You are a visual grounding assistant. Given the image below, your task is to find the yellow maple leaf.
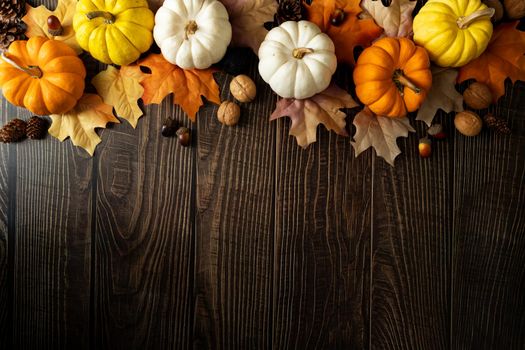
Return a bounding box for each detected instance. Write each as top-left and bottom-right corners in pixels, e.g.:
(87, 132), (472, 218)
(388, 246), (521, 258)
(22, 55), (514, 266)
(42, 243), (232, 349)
(22, 0), (82, 54)
(92, 65), (145, 128)
(49, 94), (120, 156)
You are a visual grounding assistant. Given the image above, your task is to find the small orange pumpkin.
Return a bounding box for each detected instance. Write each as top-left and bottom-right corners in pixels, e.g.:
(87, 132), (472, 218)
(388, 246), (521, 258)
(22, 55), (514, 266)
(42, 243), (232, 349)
(0, 36), (86, 115)
(353, 37), (432, 118)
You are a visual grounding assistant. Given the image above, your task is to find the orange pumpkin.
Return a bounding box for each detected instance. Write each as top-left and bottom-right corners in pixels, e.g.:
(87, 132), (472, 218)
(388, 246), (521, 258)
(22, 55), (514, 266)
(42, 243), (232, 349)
(0, 36), (86, 115)
(353, 37), (432, 118)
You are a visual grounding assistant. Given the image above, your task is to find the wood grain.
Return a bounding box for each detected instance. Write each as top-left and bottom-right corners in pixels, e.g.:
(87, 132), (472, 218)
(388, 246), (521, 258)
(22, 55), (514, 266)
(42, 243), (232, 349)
(273, 117), (372, 349)
(92, 102), (194, 349)
(194, 65), (276, 349)
(370, 113), (452, 350)
(271, 66), (372, 349)
(451, 81), (525, 349)
(0, 98), (12, 344)
(10, 104), (93, 349)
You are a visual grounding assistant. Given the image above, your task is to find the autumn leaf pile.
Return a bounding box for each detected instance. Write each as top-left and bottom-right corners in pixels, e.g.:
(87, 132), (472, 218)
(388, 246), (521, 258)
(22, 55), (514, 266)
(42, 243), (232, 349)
(1, 0), (524, 165)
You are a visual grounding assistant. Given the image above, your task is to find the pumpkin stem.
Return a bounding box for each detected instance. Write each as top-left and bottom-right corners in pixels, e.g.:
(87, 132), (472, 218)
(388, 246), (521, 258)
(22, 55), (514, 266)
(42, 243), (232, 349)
(292, 47), (314, 59)
(456, 8), (495, 29)
(185, 21), (198, 40)
(393, 70), (420, 94)
(86, 11), (116, 24)
(1, 53), (43, 79)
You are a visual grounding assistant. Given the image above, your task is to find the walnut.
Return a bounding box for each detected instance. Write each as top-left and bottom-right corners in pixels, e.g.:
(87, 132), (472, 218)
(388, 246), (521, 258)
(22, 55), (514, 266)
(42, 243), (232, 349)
(504, 0), (525, 19)
(230, 75), (256, 103)
(482, 0), (504, 22)
(217, 101), (241, 126)
(463, 82), (493, 110)
(454, 111), (483, 137)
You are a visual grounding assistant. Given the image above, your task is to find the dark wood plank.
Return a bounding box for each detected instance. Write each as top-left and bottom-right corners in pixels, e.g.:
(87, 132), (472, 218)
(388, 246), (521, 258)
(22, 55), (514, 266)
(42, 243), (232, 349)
(0, 99), (12, 344)
(8, 105), (93, 349)
(92, 102), (194, 349)
(273, 118), (372, 349)
(370, 113), (452, 350)
(194, 66), (276, 349)
(452, 81), (525, 349)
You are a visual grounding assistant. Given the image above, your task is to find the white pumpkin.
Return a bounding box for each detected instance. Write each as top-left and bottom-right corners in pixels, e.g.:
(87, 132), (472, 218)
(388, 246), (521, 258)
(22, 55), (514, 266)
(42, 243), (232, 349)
(258, 21), (337, 99)
(153, 0), (232, 69)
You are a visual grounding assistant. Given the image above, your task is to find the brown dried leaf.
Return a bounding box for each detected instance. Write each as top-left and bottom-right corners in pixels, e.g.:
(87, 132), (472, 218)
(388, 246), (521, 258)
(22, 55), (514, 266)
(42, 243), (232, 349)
(416, 66), (463, 126)
(352, 107), (414, 166)
(220, 0), (278, 54)
(270, 84), (358, 147)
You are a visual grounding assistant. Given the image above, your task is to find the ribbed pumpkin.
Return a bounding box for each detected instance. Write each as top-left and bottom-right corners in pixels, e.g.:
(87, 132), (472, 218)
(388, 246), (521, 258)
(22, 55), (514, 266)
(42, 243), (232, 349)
(0, 37), (86, 115)
(353, 37), (432, 118)
(73, 0), (154, 66)
(413, 0), (494, 67)
(154, 0), (232, 69)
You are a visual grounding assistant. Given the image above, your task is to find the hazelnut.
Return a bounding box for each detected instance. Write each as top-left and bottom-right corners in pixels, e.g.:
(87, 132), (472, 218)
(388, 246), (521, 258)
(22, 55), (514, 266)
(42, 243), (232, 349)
(230, 75), (256, 102)
(504, 0), (525, 19)
(482, 0), (504, 22)
(454, 111), (483, 137)
(463, 82), (493, 110)
(217, 101), (241, 126)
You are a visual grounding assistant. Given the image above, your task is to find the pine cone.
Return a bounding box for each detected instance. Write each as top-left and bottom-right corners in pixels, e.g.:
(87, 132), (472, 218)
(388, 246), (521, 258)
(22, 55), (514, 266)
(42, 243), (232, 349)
(0, 0), (25, 23)
(26, 116), (48, 140)
(276, 0), (302, 24)
(483, 113), (511, 135)
(0, 20), (26, 51)
(0, 118), (27, 143)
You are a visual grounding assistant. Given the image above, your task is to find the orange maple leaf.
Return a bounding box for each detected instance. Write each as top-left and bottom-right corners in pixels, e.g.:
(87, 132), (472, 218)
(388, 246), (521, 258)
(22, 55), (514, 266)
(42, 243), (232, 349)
(303, 0), (383, 66)
(134, 54), (221, 121)
(458, 22), (525, 103)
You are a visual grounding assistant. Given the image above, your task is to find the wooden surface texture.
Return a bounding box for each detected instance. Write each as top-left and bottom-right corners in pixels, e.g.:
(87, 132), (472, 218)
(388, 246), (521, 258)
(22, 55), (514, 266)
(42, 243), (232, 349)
(1, 0), (525, 349)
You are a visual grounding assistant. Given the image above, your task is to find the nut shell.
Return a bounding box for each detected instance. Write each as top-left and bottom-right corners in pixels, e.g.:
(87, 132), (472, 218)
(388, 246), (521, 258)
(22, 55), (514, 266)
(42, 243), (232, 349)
(454, 111), (483, 137)
(217, 101), (241, 126)
(463, 82), (492, 110)
(230, 75), (256, 103)
(504, 0), (525, 19)
(482, 0), (504, 22)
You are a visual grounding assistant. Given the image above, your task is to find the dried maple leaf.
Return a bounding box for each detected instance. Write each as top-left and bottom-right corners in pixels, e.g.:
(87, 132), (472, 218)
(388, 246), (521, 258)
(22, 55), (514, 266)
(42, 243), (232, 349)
(270, 84), (358, 148)
(49, 94), (119, 156)
(360, 0), (416, 37)
(416, 66), (463, 126)
(135, 54), (221, 122)
(352, 107), (414, 166)
(22, 0), (82, 54)
(92, 66), (145, 128)
(220, 0), (278, 54)
(303, 0), (383, 66)
(458, 21), (525, 103)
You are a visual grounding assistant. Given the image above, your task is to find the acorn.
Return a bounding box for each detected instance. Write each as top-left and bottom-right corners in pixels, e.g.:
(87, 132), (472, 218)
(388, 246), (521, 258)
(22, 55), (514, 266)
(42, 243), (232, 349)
(418, 137), (431, 158)
(161, 117), (178, 137)
(463, 82), (492, 110)
(47, 15), (63, 36)
(427, 123), (446, 139)
(330, 8), (345, 26)
(176, 127), (191, 147)
(454, 111), (483, 136)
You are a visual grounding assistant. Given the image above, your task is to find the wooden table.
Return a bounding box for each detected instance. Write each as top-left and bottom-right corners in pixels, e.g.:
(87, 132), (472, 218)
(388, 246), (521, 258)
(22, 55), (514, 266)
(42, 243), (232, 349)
(1, 1), (525, 349)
